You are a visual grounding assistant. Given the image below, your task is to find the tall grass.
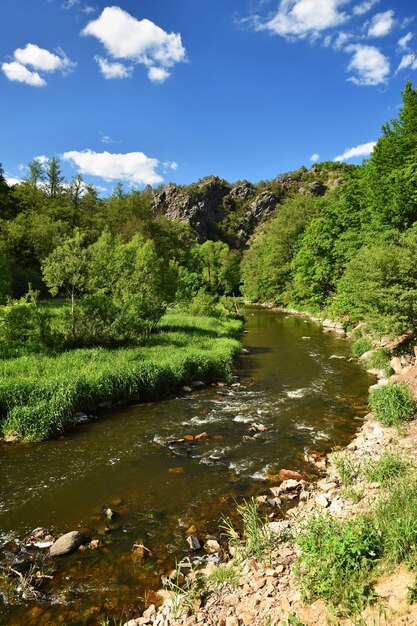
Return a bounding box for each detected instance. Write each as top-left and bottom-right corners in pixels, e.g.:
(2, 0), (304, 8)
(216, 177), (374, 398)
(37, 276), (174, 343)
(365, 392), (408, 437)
(0, 313), (242, 441)
(369, 383), (416, 427)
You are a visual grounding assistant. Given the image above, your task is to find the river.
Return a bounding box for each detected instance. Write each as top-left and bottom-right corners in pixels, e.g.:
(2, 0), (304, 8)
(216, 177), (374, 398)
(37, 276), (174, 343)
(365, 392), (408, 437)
(0, 308), (373, 625)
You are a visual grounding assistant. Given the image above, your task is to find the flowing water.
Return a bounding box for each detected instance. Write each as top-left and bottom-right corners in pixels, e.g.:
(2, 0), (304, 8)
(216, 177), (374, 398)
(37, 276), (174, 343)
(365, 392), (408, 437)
(0, 308), (373, 625)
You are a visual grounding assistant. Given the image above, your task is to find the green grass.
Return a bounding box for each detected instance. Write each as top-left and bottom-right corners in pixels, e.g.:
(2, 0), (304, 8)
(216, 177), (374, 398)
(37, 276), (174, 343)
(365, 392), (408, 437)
(352, 337), (373, 358)
(364, 452), (410, 484)
(369, 383), (416, 428)
(364, 348), (392, 377)
(296, 514), (381, 613)
(0, 313), (242, 441)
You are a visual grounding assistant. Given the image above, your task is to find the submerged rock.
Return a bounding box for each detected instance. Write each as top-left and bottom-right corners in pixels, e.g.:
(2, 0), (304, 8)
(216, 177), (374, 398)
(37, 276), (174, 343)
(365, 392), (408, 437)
(49, 531), (85, 557)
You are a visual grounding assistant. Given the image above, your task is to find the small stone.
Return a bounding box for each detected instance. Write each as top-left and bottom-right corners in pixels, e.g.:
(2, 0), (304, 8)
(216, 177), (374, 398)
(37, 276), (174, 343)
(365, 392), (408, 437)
(250, 423), (267, 433)
(315, 494), (330, 508)
(191, 381), (205, 389)
(186, 525), (197, 535)
(240, 348), (251, 355)
(186, 535), (201, 551)
(194, 432), (209, 441)
(182, 386), (192, 393)
(204, 539), (221, 553)
(50, 531), (85, 557)
(278, 469), (302, 481)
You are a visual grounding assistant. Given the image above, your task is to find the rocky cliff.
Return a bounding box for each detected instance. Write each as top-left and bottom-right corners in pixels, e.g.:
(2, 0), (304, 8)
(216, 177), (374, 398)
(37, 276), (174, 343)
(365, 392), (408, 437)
(153, 163), (351, 248)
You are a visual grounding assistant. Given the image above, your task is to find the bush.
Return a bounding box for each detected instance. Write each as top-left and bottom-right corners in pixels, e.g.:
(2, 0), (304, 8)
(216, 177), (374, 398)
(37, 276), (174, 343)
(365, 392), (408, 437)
(364, 451), (410, 484)
(374, 475), (417, 568)
(352, 337), (372, 357)
(295, 514), (381, 611)
(369, 383), (416, 427)
(365, 348), (391, 374)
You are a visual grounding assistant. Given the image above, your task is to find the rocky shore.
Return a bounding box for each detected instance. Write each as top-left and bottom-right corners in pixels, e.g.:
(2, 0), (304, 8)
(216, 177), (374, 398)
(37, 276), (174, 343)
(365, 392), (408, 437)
(123, 322), (417, 626)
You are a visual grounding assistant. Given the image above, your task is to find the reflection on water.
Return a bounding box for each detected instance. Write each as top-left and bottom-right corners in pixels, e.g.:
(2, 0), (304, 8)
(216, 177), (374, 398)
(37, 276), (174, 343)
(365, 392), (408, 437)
(0, 308), (373, 625)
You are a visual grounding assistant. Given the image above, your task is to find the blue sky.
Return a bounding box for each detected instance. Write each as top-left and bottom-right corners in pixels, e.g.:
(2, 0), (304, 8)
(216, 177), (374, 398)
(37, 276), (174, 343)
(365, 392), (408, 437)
(1, 0), (416, 193)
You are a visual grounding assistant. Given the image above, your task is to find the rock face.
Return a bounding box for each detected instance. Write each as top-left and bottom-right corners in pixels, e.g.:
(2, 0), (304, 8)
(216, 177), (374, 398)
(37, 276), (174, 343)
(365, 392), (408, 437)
(153, 165), (347, 247)
(49, 531), (85, 557)
(154, 176), (231, 241)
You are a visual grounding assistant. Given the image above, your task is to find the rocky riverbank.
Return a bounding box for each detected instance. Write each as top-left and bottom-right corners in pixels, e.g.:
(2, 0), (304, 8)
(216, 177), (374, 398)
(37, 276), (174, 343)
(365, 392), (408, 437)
(123, 326), (417, 626)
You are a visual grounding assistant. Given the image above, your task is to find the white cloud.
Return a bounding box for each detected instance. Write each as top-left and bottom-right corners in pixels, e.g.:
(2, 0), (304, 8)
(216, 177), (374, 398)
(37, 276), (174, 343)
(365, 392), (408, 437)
(396, 54), (417, 73)
(62, 0), (79, 8)
(346, 44), (390, 85)
(333, 31), (351, 49)
(62, 149), (165, 185)
(334, 140), (376, 161)
(6, 177), (22, 186)
(310, 153), (320, 162)
(82, 5), (95, 14)
(17, 164), (25, 171)
(14, 43), (75, 73)
(82, 6), (186, 82)
(398, 32), (413, 50)
(367, 10), (395, 38)
(1, 62), (46, 87)
(35, 155), (49, 164)
(352, 0), (379, 16)
(148, 66), (171, 83)
(163, 161), (178, 171)
(257, 0), (349, 40)
(94, 56), (133, 79)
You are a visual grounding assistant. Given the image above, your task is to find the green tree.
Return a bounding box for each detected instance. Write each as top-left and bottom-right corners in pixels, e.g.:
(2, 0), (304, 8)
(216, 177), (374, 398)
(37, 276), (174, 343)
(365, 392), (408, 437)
(42, 230), (88, 342)
(45, 157), (65, 198)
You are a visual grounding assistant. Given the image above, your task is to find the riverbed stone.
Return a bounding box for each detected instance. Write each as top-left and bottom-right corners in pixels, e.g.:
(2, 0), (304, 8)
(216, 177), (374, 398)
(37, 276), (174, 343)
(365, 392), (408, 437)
(50, 531), (85, 557)
(186, 535), (201, 551)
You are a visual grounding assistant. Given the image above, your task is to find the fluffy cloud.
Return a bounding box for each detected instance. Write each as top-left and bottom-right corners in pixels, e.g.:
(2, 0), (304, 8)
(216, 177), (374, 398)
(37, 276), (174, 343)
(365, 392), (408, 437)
(398, 32), (414, 50)
(367, 10), (395, 38)
(95, 56), (133, 79)
(334, 141), (376, 161)
(62, 149), (166, 185)
(396, 54), (417, 73)
(5, 177), (22, 186)
(346, 44), (390, 85)
(310, 153), (320, 162)
(352, 0), (380, 16)
(257, 0), (349, 39)
(1, 62), (46, 87)
(82, 6), (186, 82)
(14, 43), (75, 73)
(2, 43), (75, 86)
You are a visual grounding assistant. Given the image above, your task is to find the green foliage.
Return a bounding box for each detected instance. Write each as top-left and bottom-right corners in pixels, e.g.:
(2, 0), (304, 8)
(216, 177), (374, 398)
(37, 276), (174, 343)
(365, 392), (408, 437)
(0, 238), (12, 303)
(332, 451), (360, 486)
(221, 498), (275, 563)
(0, 313), (242, 441)
(373, 475), (417, 568)
(364, 452), (410, 484)
(369, 383), (416, 427)
(364, 348), (391, 374)
(295, 514), (381, 611)
(351, 337), (372, 357)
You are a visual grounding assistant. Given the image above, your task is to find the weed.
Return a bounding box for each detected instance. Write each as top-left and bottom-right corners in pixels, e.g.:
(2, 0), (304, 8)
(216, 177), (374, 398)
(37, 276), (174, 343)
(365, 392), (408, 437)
(373, 475), (417, 568)
(369, 383), (416, 428)
(332, 451), (359, 486)
(285, 614), (305, 625)
(364, 348), (392, 377)
(206, 562), (241, 594)
(341, 487), (364, 504)
(352, 338), (372, 358)
(221, 498), (274, 563)
(364, 452), (410, 484)
(295, 514), (382, 612)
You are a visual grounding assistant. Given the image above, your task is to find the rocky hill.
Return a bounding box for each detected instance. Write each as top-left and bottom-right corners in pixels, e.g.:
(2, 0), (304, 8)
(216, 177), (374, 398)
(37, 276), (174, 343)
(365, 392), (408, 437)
(153, 163), (353, 248)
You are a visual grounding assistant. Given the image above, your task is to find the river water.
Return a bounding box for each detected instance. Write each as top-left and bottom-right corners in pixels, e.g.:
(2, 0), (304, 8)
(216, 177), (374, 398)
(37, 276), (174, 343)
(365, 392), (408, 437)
(0, 308), (373, 625)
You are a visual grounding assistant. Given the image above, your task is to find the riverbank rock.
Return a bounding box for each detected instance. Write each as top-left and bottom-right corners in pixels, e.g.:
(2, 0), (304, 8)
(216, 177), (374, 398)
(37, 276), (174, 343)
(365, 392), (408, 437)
(186, 535), (201, 551)
(49, 531), (85, 557)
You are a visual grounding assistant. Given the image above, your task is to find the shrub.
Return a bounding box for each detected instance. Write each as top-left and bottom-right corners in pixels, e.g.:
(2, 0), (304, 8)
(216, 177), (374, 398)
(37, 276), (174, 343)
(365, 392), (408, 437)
(295, 514), (381, 611)
(352, 337), (372, 357)
(364, 452), (410, 484)
(374, 475), (417, 568)
(369, 383), (416, 427)
(365, 348), (392, 375)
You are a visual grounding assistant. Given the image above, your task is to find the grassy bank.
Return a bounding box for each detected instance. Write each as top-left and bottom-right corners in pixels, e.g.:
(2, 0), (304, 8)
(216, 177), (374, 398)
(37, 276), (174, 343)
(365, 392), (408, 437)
(0, 313), (242, 442)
